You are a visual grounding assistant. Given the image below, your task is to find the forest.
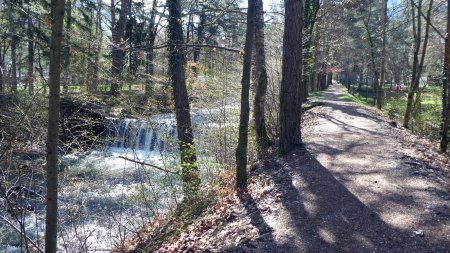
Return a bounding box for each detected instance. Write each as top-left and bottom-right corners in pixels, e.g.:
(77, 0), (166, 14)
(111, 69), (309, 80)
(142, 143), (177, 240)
(0, 0), (449, 252)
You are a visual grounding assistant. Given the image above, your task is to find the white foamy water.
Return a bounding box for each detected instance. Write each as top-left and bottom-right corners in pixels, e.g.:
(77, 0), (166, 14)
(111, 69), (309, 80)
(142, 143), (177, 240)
(1, 106), (239, 252)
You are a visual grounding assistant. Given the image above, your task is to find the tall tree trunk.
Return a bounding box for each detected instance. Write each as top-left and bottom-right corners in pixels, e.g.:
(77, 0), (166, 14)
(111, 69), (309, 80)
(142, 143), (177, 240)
(253, 0), (271, 158)
(27, 4), (35, 95)
(167, 0), (200, 197)
(362, 0), (380, 105)
(441, 0), (450, 152)
(145, 0), (158, 96)
(0, 45), (3, 94)
(279, 0), (303, 154)
(301, 0), (320, 101)
(194, 0), (207, 76)
(404, 0), (421, 128)
(36, 32), (48, 94)
(404, 0), (433, 128)
(126, 17), (138, 79)
(85, 6), (95, 90)
(327, 72), (332, 87)
(309, 72), (315, 92)
(311, 25), (320, 92)
(45, 0), (65, 251)
(90, 0), (103, 92)
(193, 6), (206, 76)
(63, 0), (72, 94)
(7, 0), (17, 93)
(111, 0), (130, 95)
(363, 0), (379, 109)
(378, 0), (388, 109)
(186, 14), (193, 45)
(235, 0), (256, 189)
(322, 71), (327, 90)
(193, 9), (206, 64)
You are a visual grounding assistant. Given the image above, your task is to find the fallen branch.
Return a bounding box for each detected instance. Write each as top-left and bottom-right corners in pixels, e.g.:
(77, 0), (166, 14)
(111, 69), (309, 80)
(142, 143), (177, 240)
(0, 215), (44, 253)
(302, 101), (324, 112)
(118, 156), (179, 174)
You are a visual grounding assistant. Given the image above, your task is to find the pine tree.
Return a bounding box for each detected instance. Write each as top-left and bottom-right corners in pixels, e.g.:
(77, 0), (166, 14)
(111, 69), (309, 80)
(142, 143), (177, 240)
(279, 0), (303, 154)
(45, 0), (65, 251)
(235, 0), (256, 189)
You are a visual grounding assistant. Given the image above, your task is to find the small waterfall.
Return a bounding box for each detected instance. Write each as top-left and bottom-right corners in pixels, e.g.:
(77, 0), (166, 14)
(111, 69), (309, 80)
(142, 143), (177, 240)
(110, 115), (177, 153)
(107, 107), (236, 155)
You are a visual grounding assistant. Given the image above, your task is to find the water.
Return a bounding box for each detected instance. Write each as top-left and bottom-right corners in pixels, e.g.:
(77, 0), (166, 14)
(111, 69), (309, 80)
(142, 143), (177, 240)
(110, 114), (177, 153)
(1, 106), (239, 252)
(56, 113), (197, 251)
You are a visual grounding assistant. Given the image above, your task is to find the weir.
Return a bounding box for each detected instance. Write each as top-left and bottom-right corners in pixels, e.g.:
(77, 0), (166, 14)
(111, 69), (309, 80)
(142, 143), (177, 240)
(110, 116), (177, 153)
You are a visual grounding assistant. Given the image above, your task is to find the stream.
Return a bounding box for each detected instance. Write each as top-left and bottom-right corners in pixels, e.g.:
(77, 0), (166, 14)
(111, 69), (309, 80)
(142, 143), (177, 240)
(1, 106), (238, 252)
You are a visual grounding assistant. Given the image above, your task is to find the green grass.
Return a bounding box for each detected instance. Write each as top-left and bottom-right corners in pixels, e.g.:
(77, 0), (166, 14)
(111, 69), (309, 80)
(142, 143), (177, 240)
(340, 83), (376, 106)
(308, 90), (323, 104)
(310, 90), (323, 97)
(385, 85), (442, 140)
(339, 82), (443, 141)
(341, 93), (376, 106)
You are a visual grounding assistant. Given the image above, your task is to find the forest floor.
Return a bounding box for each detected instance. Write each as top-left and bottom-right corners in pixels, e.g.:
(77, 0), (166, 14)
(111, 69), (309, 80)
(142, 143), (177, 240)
(139, 84), (450, 253)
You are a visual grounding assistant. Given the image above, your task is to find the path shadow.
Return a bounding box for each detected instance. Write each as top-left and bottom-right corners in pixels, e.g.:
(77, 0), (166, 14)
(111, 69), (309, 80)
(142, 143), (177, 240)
(318, 85), (395, 128)
(219, 191), (277, 253)
(227, 84), (449, 252)
(229, 148), (449, 252)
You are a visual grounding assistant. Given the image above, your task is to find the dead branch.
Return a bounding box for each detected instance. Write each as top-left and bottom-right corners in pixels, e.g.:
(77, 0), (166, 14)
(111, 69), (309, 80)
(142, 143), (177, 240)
(0, 214), (44, 253)
(117, 156), (179, 174)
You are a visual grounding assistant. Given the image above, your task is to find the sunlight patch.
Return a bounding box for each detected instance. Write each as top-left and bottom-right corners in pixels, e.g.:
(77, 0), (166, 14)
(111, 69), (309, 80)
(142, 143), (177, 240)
(353, 233), (374, 249)
(318, 227), (336, 244)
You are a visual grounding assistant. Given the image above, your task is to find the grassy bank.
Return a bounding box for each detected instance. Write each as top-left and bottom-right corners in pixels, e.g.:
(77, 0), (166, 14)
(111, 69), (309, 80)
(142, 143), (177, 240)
(340, 82), (442, 141)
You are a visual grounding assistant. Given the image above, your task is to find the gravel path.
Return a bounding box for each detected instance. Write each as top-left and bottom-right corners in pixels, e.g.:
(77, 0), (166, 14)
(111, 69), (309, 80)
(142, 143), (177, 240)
(150, 84), (450, 253)
(262, 84), (450, 252)
(241, 84), (450, 252)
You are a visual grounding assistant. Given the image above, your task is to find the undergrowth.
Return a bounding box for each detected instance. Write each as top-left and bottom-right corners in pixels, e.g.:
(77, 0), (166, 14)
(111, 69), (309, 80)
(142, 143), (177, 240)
(118, 169), (235, 253)
(340, 82), (442, 141)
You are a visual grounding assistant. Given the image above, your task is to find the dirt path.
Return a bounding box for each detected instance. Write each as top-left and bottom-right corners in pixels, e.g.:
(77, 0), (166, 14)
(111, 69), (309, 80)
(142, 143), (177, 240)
(150, 84), (450, 253)
(299, 84), (450, 251)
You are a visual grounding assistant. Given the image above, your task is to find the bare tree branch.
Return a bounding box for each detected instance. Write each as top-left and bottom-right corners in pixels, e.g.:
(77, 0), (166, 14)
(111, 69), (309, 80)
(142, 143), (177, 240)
(117, 156), (179, 174)
(0, 215), (44, 253)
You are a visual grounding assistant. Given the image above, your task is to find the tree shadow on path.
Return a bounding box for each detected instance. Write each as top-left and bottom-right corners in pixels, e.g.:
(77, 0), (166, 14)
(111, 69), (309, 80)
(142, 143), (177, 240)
(226, 85), (448, 252)
(228, 147), (448, 252)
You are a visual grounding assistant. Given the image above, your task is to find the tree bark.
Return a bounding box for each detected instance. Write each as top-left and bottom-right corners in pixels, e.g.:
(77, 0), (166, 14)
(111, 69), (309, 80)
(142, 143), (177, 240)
(63, 0), (72, 94)
(7, 0), (17, 93)
(378, 0), (388, 109)
(301, 0), (320, 101)
(111, 0), (130, 95)
(0, 45), (3, 94)
(193, 9), (206, 64)
(186, 14), (193, 45)
(27, 2), (35, 95)
(45, 0), (65, 251)
(253, 0), (271, 158)
(404, 0), (433, 128)
(440, 0), (450, 152)
(235, 0), (256, 189)
(311, 25), (320, 92)
(167, 0), (200, 197)
(145, 0), (158, 96)
(279, 0), (303, 154)
(363, 0), (379, 108)
(90, 0), (103, 92)
(404, 0), (421, 128)
(327, 72), (332, 87)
